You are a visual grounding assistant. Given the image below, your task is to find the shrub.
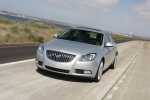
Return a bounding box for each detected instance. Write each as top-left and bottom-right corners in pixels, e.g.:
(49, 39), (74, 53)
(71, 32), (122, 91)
(4, 34), (13, 42)
(23, 28), (31, 33)
(37, 36), (44, 43)
(51, 25), (55, 29)
(26, 20), (50, 29)
(27, 33), (36, 42)
(11, 26), (19, 33)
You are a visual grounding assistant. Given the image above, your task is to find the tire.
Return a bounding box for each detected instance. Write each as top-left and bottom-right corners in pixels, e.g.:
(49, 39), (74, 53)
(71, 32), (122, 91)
(110, 56), (117, 69)
(94, 61), (104, 82)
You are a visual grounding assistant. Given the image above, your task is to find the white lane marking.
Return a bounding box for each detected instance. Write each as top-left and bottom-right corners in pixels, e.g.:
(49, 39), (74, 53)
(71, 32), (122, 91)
(0, 59), (35, 67)
(148, 43), (150, 49)
(119, 80), (123, 83)
(123, 75), (126, 78)
(107, 94), (113, 99)
(113, 87), (119, 91)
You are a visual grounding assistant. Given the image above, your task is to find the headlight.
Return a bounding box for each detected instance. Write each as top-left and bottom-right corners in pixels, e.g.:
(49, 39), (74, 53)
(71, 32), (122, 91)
(38, 44), (44, 54)
(79, 53), (97, 61)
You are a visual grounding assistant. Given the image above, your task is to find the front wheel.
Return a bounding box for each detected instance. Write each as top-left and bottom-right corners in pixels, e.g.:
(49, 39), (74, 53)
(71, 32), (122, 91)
(94, 61), (104, 82)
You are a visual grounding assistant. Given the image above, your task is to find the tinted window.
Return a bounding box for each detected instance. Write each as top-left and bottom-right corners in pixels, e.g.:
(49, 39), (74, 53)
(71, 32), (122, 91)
(58, 29), (103, 45)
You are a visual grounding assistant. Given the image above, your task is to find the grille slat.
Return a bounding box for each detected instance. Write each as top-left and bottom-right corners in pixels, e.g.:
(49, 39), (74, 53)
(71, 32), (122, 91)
(47, 50), (76, 62)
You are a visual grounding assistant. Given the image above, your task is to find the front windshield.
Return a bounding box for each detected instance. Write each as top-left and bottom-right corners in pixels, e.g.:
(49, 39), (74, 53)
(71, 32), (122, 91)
(58, 29), (103, 45)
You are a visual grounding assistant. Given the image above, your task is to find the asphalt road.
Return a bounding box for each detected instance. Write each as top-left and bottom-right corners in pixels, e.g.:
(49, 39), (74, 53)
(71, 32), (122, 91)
(0, 43), (39, 64)
(0, 41), (142, 100)
(0, 40), (131, 64)
(103, 41), (150, 100)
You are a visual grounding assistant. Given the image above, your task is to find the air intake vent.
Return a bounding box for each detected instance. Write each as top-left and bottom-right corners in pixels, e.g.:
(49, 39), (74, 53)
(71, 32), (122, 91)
(45, 66), (69, 73)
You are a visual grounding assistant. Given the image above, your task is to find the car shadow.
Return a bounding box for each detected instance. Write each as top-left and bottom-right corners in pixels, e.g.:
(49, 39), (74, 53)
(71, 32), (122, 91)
(36, 66), (112, 83)
(36, 69), (93, 83)
(102, 67), (110, 75)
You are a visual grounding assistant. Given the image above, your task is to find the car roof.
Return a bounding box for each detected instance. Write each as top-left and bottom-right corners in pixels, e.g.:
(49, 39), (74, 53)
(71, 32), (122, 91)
(70, 26), (106, 34)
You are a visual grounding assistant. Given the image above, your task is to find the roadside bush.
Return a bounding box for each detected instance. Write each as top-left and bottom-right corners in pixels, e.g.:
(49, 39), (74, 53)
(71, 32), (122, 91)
(23, 28), (31, 33)
(33, 23), (50, 29)
(58, 30), (63, 33)
(27, 33), (45, 43)
(51, 25), (55, 29)
(26, 20), (50, 29)
(37, 36), (44, 43)
(11, 26), (19, 33)
(4, 34), (13, 42)
(27, 33), (37, 42)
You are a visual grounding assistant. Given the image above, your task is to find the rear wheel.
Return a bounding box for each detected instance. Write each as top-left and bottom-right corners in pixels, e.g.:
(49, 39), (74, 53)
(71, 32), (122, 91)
(94, 61), (104, 82)
(110, 56), (117, 69)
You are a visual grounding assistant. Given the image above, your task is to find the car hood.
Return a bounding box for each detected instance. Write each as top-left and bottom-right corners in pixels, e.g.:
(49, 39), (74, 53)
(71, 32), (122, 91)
(45, 39), (103, 55)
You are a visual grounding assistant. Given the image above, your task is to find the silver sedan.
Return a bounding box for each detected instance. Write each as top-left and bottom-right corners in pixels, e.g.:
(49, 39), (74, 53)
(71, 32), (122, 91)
(36, 27), (118, 82)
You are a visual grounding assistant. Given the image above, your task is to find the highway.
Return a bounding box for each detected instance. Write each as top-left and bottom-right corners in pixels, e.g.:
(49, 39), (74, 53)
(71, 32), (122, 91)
(0, 41), (145, 100)
(0, 43), (39, 64)
(103, 41), (150, 100)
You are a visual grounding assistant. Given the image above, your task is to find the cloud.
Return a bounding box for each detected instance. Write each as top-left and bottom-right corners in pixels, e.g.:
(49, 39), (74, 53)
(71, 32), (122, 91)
(126, 0), (150, 23)
(38, 0), (120, 23)
(41, 0), (67, 6)
(40, 0), (119, 11)
(133, 0), (150, 17)
(83, 0), (119, 8)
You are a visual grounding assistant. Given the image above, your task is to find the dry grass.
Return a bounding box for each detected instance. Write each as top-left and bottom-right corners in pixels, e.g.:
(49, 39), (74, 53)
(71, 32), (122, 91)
(0, 17), (63, 43)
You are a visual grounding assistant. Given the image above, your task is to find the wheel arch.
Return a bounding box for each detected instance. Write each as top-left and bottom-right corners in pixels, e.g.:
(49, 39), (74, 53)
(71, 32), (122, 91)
(101, 57), (105, 66)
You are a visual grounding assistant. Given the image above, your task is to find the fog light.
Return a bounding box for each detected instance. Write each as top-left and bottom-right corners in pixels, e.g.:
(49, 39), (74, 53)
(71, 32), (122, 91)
(36, 60), (43, 66)
(84, 70), (92, 74)
(35, 60), (38, 63)
(76, 69), (92, 74)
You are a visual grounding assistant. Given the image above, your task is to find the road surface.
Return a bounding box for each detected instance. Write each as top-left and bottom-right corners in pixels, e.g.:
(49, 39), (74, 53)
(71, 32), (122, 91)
(0, 41), (143, 100)
(103, 41), (150, 100)
(0, 43), (39, 64)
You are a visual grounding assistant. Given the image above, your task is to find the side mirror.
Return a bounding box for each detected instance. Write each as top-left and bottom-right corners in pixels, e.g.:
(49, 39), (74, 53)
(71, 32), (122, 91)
(53, 34), (59, 38)
(105, 42), (113, 47)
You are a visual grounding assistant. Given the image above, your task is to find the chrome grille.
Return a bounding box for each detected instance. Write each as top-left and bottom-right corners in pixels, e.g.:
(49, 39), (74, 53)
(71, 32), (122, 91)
(47, 50), (76, 62)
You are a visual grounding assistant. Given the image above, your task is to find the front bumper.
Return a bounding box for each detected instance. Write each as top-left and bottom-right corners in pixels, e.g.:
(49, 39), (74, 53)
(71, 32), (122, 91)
(36, 51), (100, 79)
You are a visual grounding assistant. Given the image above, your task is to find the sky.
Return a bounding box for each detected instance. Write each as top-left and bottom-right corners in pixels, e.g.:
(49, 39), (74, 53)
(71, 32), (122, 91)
(0, 0), (150, 38)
